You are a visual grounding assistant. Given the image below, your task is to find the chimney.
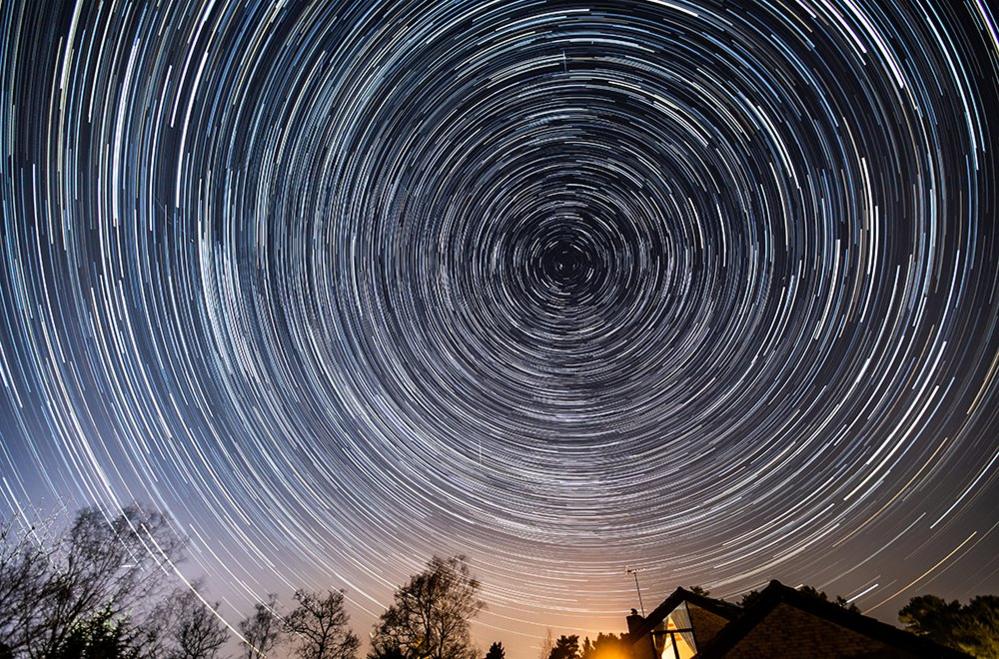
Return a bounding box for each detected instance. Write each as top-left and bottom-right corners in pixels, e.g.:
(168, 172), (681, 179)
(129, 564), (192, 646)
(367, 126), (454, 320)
(627, 609), (658, 659)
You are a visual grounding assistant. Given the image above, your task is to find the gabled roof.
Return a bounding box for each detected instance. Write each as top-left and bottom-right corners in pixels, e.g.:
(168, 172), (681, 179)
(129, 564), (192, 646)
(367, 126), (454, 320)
(694, 580), (970, 659)
(628, 586), (742, 641)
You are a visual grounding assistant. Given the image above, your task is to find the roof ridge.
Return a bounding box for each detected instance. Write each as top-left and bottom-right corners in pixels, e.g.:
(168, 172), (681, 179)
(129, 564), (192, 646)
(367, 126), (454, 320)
(693, 580), (971, 659)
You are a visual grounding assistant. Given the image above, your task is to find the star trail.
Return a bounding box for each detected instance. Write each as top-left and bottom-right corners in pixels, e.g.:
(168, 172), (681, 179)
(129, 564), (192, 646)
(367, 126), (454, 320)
(1, 0), (997, 655)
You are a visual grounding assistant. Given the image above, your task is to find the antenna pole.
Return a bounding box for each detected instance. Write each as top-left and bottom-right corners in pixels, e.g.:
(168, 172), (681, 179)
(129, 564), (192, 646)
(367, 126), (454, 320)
(627, 567), (646, 616)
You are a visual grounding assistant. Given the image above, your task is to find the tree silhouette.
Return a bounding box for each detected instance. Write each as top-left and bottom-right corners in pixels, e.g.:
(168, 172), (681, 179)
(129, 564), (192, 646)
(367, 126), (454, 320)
(370, 555), (483, 659)
(900, 594), (999, 657)
(899, 595), (960, 642)
(0, 504), (185, 657)
(51, 604), (143, 659)
(739, 585), (858, 612)
(580, 633), (625, 659)
(367, 644), (406, 659)
(484, 641), (505, 659)
(548, 634), (580, 659)
(155, 585), (228, 659)
(240, 593), (282, 659)
(284, 588), (360, 659)
(537, 629), (555, 659)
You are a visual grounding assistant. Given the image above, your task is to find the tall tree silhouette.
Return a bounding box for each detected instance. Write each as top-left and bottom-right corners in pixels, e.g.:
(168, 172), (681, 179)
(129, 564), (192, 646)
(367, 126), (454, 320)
(284, 588), (360, 659)
(154, 584), (228, 659)
(370, 555), (484, 659)
(239, 593), (282, 659)
(0, 504), (185, 657)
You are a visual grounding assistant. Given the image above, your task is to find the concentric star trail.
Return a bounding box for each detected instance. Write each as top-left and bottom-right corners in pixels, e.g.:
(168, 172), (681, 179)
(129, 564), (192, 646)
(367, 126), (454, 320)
(1, 0), (997, 653)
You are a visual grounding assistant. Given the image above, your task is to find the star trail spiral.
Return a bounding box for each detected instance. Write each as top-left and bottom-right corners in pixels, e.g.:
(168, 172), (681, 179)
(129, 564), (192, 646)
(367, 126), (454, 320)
(1, 0), (998, 654)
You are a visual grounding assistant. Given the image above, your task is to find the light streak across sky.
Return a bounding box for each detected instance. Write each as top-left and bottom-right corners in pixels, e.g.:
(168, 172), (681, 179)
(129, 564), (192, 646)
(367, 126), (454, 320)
(1, 1), (997, 655)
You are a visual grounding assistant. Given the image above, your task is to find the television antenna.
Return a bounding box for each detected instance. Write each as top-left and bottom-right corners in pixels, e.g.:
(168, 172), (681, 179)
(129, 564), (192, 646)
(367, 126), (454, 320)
(626, 566), (646, 616)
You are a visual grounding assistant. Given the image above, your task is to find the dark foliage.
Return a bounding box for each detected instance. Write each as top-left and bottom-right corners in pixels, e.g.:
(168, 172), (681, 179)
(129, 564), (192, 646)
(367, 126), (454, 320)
(284, 588), (360, 659)
(154, 585), (228, 659)
(51, 605), (143, 659)
(739, 584), (859, 613)
(367, 645), (407, 659)
(900, 594), (999, 657)
(484, 641), (505, 659)
(239, 592), (282, 658)
(580, 633), (626, 659)
(370, 555), (484, 659)
(0, 504), (184, 658)
(548, 634), (580, 659)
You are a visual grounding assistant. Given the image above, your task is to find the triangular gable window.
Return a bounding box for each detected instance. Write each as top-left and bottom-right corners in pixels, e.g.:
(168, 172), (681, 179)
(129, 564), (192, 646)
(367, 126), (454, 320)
(652, 601), (697, 659)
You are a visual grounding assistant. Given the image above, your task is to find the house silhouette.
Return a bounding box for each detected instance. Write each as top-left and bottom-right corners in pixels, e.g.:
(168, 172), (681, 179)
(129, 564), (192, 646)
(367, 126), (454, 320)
(624, 580), (969, 658)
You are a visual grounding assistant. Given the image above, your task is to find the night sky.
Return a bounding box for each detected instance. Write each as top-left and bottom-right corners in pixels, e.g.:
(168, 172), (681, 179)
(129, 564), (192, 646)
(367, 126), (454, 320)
(1, 1), (998, 657)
